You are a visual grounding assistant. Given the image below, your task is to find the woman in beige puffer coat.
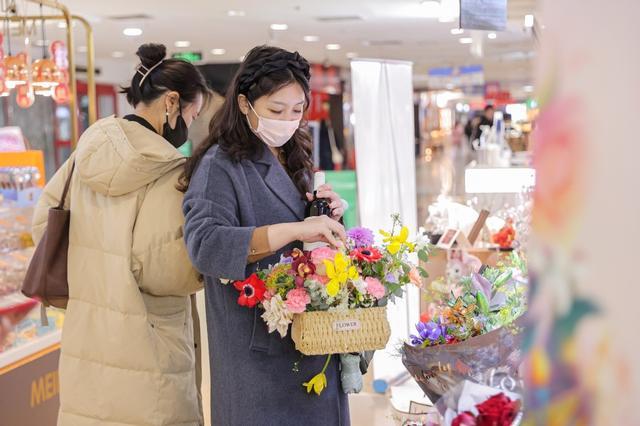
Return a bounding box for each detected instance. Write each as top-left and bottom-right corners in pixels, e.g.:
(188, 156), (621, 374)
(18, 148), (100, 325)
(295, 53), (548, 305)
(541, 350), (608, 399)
(32, 43), (209, 426)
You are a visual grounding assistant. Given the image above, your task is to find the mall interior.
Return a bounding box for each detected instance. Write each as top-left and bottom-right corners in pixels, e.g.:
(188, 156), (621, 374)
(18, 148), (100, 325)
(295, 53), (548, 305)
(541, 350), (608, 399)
(0, 0), (638, 425)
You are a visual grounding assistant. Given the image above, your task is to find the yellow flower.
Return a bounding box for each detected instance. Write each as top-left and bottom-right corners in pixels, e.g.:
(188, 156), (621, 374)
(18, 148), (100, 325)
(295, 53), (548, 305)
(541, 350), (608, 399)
(323, 252), (359, 297)
(380, 226), (414, 254)
(303, 355), (332, 395)
(303, 371), (327, 395)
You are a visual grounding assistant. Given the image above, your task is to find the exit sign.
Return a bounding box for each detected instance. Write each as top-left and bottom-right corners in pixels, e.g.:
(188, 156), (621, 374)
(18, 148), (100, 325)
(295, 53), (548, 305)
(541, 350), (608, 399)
(172, 51), (202, 63)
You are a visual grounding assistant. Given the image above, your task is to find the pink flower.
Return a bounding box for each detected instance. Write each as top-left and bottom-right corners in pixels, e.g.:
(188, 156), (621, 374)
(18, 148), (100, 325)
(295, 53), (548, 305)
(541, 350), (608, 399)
(409, 267), (423, 288)
(365, 277), (386, 299)
(310, 247), (338, 275)
(309, 274), (329, 285)
(311, 247), (338, 265)
(285, 288), (311, 313)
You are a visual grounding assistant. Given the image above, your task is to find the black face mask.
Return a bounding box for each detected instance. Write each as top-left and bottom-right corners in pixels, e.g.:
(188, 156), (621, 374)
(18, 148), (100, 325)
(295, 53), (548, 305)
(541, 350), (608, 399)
(162, 103), (188, 148)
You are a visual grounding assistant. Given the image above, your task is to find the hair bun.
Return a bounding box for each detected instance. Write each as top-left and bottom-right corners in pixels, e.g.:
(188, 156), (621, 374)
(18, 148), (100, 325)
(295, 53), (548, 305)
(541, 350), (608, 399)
(136, 43), (167, 68)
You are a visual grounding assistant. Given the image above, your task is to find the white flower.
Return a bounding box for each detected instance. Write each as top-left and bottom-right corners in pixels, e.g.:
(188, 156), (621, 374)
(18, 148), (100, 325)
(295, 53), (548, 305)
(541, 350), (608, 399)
(261, 294), (293, 338)
(353, 279), (367, 294)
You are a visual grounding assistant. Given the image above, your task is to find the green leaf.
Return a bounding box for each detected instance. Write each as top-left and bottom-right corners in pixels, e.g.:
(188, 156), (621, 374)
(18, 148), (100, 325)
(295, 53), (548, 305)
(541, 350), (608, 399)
(418, 250), (429, 262)
(493, 270), (513, 288)
(419, 268), (429, 278)
(476, 292), (490, 315)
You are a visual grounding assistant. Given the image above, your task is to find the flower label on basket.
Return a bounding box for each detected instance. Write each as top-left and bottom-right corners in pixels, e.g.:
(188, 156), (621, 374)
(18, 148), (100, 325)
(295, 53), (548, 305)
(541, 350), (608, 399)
(333, 319), (361, 332)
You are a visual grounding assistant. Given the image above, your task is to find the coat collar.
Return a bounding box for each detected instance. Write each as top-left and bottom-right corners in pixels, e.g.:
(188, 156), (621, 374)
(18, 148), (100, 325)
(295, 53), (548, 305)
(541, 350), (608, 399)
(253, 146), (305, 220)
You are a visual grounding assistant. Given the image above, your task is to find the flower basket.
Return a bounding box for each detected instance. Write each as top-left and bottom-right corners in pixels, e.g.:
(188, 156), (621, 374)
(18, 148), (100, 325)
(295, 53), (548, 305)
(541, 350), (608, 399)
(291, 306), (391, 355)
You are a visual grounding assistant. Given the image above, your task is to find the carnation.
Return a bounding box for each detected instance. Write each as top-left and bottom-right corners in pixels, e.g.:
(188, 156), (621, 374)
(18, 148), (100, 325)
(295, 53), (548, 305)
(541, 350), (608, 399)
(285, 288), (311, 314)
(365, 277), (386, 299)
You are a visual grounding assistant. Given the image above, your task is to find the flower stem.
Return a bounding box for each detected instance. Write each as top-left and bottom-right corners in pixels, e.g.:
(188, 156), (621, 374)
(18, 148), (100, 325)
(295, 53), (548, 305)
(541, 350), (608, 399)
(321, 354), (332, 373)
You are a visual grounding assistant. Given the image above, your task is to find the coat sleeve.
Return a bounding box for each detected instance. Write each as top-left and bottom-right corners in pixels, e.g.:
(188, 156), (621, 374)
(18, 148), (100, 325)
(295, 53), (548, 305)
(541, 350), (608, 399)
(32, 156), (75, 244)
(183, 155), (255, 281)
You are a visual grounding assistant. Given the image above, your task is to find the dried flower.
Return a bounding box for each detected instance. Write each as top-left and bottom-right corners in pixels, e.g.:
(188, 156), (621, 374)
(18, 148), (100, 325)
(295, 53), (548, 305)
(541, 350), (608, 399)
(261, 294), (293, 338)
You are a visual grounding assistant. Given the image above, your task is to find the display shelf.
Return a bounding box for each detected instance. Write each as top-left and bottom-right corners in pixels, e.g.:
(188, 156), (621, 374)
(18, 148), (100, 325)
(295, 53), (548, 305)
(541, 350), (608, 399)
(0, 291), (38, 316)
(0, 329), (61, 370)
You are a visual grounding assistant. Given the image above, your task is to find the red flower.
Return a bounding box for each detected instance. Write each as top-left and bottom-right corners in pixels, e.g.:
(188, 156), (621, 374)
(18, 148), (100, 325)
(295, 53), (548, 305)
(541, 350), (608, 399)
(350, 247), (383, 263)
(233, 274), (266, 308)
(475, 393), (520, 426)
(452, 412), (477, 426)
(420, 312), (431, 324)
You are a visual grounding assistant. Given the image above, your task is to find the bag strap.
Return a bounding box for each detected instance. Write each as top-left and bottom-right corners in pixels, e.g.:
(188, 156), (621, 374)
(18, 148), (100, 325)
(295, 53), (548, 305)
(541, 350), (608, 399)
(57, 161), (76, 210)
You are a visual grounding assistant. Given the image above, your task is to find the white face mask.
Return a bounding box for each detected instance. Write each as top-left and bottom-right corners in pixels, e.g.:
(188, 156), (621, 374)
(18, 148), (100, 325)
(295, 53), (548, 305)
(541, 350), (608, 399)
(247, 102), (300, 148)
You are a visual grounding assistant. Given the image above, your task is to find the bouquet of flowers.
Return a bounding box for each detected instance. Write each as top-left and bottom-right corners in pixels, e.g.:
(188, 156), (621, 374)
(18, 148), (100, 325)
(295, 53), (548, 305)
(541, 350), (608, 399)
(402, 253), (527, 402)
(231, 215), (431, 395)
(437, 381), (522, 426)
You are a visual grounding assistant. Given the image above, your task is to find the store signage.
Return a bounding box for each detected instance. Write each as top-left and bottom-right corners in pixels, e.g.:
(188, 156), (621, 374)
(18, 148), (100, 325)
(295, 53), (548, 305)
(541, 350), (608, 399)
(427, 65), (484, 89)
(171, 51), (203, 63)
(460, 0), (507, 31)
(0, 127), (27, 152)
(0, 348), (60, 425)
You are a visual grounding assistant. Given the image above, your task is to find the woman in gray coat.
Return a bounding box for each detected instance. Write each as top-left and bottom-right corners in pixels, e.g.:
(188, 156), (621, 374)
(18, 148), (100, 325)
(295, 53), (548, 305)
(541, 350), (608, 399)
(180, 46), (350, 425)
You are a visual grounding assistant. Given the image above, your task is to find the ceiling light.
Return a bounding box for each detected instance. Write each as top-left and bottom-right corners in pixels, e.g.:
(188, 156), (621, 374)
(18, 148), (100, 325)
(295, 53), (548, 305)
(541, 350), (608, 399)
(524, 14), (535, 28)
(459, 37), (473, 44)
(419, 0), (442, 18)
(227, 10), (246, 17)
(487, 32), (497, 39)
(326, 44), (341, 50)
(523, 85), (534, 92)
(303, 35), (319, 42)
(211, 48), (226, 55)
(112, 51), (125, 58)
(346, 52), (358, 59)
(451, 28), (464, 35)
(175, 41), (191, 48)
(57, 21), (76, 29)
(270, 23), (288, 31)
(123, 27), (143, 36)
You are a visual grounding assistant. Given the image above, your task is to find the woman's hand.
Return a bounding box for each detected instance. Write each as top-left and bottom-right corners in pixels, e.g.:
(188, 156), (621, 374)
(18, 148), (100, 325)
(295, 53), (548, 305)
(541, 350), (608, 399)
(294, 216), (347, 248)
(306, 184), (345, 221)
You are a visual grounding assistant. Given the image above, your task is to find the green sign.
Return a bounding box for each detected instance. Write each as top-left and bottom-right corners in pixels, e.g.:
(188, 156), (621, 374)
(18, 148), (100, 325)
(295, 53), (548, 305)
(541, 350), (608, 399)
(171, 51), (202, 63)
(324, 170), (358, 229)
(178, 140), (193, 157)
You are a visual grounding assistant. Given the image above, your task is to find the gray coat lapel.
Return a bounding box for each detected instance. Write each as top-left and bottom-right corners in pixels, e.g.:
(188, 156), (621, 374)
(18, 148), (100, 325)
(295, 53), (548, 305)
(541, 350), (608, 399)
(255, 147), (306, 220)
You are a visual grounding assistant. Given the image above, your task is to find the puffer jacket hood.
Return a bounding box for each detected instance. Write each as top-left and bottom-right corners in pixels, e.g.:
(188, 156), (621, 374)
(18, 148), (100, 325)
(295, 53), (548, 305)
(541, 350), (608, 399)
(74, 116), (184, 196)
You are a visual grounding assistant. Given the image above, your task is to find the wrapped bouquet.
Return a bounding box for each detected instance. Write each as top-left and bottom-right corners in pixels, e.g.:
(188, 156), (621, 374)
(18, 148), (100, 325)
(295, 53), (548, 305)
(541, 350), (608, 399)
(403, 253), (527, 402)
(231, 215), (431, 395)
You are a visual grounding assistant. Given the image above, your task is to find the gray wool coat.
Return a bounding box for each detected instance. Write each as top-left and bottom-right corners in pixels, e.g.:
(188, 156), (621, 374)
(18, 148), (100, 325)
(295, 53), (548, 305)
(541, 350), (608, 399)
(183, 144), (350, 426)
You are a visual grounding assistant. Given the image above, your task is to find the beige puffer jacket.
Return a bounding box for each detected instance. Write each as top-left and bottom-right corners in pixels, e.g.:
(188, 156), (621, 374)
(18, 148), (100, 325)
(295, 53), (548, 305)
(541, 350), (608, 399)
(32, 116), (203, 426)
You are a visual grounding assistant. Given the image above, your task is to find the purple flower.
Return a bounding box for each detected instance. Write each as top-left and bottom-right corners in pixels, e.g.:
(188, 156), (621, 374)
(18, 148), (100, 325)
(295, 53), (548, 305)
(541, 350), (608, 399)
(472, 273), (492, 300)
(410, 321), (446, 346)
(280, 256), (293, 265)
(385, 273), (398, 284)
(347, 227), (375, 248)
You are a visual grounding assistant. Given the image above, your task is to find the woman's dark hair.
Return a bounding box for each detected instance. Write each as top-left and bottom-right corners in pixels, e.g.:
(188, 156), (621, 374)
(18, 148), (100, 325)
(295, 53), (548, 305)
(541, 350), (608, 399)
(121, 43), (209, 108)
(178, 45), (313, 195)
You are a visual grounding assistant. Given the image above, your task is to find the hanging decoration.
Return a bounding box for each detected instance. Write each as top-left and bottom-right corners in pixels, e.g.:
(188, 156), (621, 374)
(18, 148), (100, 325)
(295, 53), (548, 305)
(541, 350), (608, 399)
(32, 2), (59, 96)
(50, 39), (68, 104)
(0, 32), (7, 96)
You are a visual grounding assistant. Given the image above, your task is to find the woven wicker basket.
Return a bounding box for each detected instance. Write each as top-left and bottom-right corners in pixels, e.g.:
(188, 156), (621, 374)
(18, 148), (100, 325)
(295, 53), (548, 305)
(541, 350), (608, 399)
(291, 307), (391, 355)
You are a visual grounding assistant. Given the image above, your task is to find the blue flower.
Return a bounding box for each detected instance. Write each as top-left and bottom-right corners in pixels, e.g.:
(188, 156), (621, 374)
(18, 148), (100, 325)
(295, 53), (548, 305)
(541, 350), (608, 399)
(410, 321), (446, 346)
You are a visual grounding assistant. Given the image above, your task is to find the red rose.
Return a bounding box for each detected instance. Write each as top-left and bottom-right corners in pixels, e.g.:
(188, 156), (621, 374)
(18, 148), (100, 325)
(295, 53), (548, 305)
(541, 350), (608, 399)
(452, 411), (477, 426)
(476, 393), (520, 426)
(350, 247), (383, 263)
(233, 273), (266, 308)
